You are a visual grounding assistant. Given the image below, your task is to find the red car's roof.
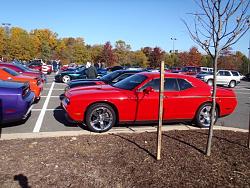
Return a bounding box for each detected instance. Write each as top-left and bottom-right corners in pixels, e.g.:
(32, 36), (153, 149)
(138, 71), (209, 87)
(138, 71), (195, 79)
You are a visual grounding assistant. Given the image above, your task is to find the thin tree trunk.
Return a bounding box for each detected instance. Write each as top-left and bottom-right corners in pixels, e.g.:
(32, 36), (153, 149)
(206, 56), (218, 156)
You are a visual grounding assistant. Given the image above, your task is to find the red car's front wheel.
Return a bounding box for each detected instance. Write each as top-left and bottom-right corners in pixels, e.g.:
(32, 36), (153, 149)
(85, 103), (116, 133)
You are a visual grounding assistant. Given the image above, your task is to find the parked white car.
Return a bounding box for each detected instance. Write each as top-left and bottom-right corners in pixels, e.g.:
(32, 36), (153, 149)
(199, 66), (213, 72)
(202, 70), (241, 88)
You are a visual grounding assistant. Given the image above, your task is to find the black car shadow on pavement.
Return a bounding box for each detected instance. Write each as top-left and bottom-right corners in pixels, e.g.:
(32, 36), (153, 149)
(0, 112), (31, 130)
(53, 106), (88, 130)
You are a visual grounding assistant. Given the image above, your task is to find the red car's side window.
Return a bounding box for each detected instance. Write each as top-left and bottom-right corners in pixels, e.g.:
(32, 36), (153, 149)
(177, 79), (193, 90)
(140, 78), (180, 92)
(164, 78), (179, 91)
(139, 79), (160, 91)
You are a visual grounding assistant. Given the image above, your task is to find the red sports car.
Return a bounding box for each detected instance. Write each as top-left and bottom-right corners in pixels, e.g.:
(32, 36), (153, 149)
(62, 72), (237, 132)
(0, 63), (46, 82)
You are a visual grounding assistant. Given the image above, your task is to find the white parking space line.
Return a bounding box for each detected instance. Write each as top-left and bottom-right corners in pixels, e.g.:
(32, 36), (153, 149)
(43, 88), (64, 90)
(40, 96), (61, 98)
(33, 82), (55, 133)
(236, 92), (250, 95)
(234, 88), (250, 91)
(32, 108), (63, 111)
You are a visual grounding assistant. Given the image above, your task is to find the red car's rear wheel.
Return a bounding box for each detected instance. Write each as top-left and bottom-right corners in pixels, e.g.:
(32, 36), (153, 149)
(195, 103), (218, 127)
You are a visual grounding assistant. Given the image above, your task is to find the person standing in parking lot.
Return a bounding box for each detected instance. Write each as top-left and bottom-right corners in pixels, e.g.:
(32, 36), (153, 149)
(85, 61), (98, 79)
(52, 60), (57, 72)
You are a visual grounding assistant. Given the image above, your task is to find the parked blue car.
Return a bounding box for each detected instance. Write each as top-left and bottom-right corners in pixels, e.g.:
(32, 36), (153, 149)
(0, 80), (35, 124)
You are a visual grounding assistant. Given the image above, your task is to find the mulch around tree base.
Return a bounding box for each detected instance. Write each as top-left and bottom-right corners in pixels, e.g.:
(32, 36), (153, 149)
(0, 130), (249, 188)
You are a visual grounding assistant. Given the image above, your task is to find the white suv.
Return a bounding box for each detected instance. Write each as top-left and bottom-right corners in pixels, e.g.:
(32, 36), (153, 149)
(203, 70), (240, 88)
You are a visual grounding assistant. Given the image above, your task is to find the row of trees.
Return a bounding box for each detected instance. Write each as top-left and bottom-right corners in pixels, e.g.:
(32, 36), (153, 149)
(0, 27), (249, 74)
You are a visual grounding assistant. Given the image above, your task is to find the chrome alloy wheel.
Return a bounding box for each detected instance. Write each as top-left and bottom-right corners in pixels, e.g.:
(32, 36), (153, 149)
(89, 106), (114, 131)
(62, 75), (70, 83)
(229, 80), (236, 88)
(198, 105), (217, 127)
(207, 79), (213, 86)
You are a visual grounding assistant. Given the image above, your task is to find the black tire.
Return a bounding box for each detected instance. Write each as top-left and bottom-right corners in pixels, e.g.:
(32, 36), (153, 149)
(195, 103), (218, 127)
(85, 103), (116, 133)
(207, 79), (213, 86)
(229, 80), (236, 88)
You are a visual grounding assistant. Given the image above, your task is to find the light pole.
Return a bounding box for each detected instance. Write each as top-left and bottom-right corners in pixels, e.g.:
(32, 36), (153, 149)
(248, 20), (250, 73)
(171, 37), (177, 53)
(2, 23), (11, 35)
(248, 35), (250, 73)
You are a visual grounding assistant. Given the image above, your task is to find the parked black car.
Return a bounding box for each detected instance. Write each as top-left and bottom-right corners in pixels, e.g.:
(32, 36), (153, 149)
(244, 73), (250, 81)
(65, 69), (143, 91)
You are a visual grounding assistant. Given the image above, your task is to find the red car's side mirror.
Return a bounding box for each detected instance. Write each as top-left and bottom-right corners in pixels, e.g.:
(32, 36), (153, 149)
(143, 86), (154, 94)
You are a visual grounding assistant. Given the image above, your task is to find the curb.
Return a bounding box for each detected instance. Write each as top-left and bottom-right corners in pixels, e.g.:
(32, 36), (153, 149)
(0, 125), (248, 140)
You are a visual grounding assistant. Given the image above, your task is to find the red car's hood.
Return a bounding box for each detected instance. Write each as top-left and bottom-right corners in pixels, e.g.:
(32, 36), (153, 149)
(66, 84), (124, 98)
(68, 84), (114, 92)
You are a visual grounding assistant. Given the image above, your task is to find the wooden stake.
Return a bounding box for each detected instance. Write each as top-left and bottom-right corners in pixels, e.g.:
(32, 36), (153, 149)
(157, 61), (165, 160)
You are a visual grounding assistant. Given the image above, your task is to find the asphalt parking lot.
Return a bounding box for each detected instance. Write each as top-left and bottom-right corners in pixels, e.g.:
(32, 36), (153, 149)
(1, 73), (250, 135)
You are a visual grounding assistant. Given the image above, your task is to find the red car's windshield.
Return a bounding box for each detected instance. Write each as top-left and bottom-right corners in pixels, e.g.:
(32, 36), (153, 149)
(113, 74), (147, 90)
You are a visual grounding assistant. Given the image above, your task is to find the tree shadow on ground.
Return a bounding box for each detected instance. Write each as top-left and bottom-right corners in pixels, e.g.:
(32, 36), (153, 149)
(162, 132), (205, 154)
(192, 129), (249, 148)
(53, 106), (88, 130)
(111, 134), (156, 159)
(14, 174), (31, 188)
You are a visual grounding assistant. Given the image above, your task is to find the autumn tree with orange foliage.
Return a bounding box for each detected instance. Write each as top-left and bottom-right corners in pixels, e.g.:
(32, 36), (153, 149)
(30, 29), (58, 60)
(141, 47), (165, 68)
(178, 47), (202, 66)
(101, 42), (116, 67)
(0, 25), (248, 73)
